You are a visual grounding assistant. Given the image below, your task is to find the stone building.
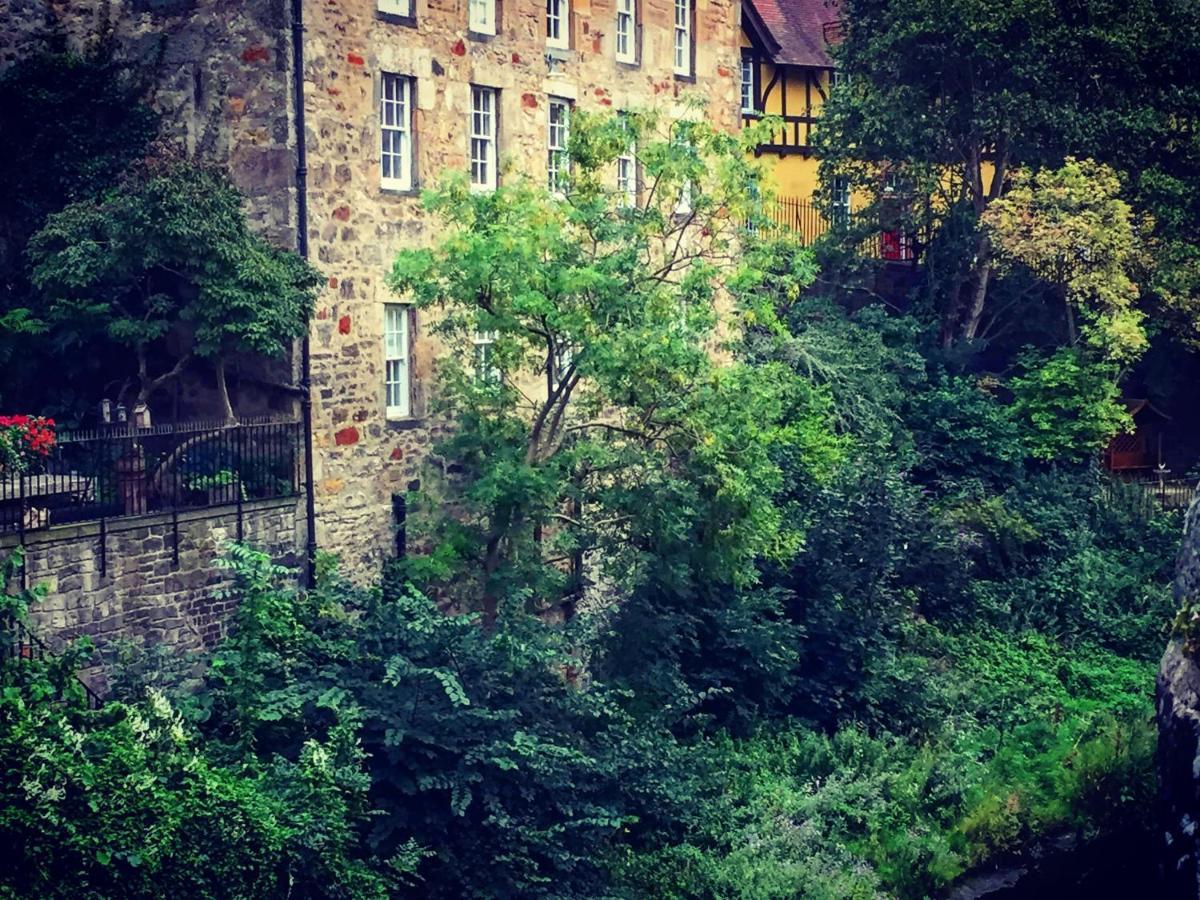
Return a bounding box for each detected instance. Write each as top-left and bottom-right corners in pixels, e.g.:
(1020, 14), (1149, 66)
(302, 0), (742, 578)
(1, 0), (299, 248)
(0, 0), (744, 612)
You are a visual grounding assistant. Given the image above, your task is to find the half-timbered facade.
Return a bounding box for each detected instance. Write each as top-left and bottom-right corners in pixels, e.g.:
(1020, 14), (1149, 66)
(739, 0), (841, 203)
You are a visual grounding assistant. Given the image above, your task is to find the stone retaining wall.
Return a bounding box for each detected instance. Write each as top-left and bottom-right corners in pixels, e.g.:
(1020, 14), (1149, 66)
(1, 498), (302, 663)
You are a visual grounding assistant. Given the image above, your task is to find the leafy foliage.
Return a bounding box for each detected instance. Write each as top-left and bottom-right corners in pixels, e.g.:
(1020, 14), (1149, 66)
(0, 574), (387, 900)
(0, 44), (159, 407)
(200, 547), (693, 899)
(984, 158), (1150, 363)
(1009, 347), (1131, 461)
(27, 159), (321, 420)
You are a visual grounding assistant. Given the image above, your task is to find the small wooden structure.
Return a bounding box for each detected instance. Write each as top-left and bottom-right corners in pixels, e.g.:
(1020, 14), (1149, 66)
(1105, 399), (1171, 472)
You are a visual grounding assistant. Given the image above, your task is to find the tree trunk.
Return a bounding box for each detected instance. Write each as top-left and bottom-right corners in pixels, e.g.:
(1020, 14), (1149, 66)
(958, 233), (993, 342)
(1064, 291), (1079, 345)
(481, 533), (502, 632)
(214, 356), (236, 425)
(944, 140), (1006, 347)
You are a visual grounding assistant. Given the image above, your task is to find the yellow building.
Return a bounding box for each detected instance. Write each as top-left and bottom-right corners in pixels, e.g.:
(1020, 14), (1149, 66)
(740, 0), (921, 259)
(740, 0), (842, 208)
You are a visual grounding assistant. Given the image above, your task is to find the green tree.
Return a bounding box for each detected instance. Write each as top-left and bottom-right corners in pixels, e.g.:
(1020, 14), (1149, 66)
(984, 158), (1150, 364)
(0, 44), (159, 404)
(27, 159), (321, 421)
(387, 109), (841, 633)
(816, 0), (1193, 347)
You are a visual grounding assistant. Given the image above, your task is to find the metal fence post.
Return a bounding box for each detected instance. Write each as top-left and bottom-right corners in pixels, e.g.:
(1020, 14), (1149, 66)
(235, 424), (244, 543)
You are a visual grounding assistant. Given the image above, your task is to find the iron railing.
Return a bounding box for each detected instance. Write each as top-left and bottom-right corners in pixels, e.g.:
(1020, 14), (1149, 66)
(1103, 472), (1196, 517)
(751, 196), (919, 261)
(0, 612), (104, 709)
(0, 418), (303, 535)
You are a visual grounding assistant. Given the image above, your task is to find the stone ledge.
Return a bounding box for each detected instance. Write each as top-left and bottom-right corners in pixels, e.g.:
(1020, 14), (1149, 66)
(0, 496), (302, 551)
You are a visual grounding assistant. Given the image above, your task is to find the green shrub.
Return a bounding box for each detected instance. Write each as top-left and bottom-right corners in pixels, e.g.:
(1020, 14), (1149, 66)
(202, 547), (695, 899)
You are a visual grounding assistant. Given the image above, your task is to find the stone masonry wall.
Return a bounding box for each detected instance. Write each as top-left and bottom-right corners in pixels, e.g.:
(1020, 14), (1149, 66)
(1, 499), (302, 687)
(303, 0), (743, 581)
(0, 0), (296, 245)
(1158, 492), (1200, 896)
(0, 0), (301, 421)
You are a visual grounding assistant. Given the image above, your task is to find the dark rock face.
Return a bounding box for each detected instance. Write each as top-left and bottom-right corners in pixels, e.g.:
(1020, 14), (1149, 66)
(1158, 640), (1200, 895)
(1158, 494), (1200, 897)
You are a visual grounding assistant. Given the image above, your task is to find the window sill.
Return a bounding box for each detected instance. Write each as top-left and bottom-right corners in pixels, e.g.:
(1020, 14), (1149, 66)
(376, 10), (417, 27)
(545, 46), (573, 62)
(468, 29), (497, 41)
(673, 71), (696, 84)
(380, 183), (420, 197)
(386, 416), (425, 431)
(615, 57), (639, 69)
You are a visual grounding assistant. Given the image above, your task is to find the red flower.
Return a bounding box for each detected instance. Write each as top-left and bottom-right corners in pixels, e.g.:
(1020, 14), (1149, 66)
(0, 414), (56, 459)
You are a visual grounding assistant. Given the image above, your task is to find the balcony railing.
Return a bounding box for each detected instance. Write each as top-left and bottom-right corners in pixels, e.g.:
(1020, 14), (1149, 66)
(0, 417), (303, 536)
(751, 196), (918, 262)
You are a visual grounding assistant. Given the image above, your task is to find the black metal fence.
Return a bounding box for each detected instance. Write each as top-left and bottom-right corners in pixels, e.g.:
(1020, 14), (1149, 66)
(752, 196), (918, 261)
(1103, 472), (1196, 518)
(0, 612), (104, 709)
(0, 418), (303, 536)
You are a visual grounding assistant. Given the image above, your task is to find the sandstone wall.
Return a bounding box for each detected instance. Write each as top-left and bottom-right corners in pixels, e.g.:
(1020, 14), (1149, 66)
(302, 0), (743, 580)
(0, 0), (301, 422)
(0, 0), (296, 244)
(1, 499), (302, 684)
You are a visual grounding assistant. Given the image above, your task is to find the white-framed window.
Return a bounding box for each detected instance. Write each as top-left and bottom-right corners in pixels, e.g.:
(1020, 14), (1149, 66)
(384, 304), (412, 419)
(615, 0), (636, 63)
(473, 330), (500, 382)
(547, 97), (570, 194)
(377, 0), (412, 17)
(616, 115), (636, 207)
(829, 69), (850, 91)
(673, 0), (692, 76)
(740, 55), (756, 113)
(470, 86), (498, 191)
(831, 175), (851, 226)
(546, 0), (569, 48)
(380, 73), (414, 191)
(469, 0), (496, 35)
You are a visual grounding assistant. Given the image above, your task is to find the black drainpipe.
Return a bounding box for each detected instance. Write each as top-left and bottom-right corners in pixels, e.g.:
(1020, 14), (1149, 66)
(291, 0), (318, 586)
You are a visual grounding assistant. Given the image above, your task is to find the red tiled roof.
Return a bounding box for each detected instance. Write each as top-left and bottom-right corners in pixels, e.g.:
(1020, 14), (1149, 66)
(747, 0), (840, 68)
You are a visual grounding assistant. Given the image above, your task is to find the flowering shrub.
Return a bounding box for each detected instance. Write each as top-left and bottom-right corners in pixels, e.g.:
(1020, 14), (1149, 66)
(0, 415), (56, 473)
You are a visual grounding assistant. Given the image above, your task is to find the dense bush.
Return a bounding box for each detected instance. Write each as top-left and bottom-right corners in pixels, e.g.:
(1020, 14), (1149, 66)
(0, 588), (387, 899)
(613, 628), (1157, 899)
(200, 547), (696, 899)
